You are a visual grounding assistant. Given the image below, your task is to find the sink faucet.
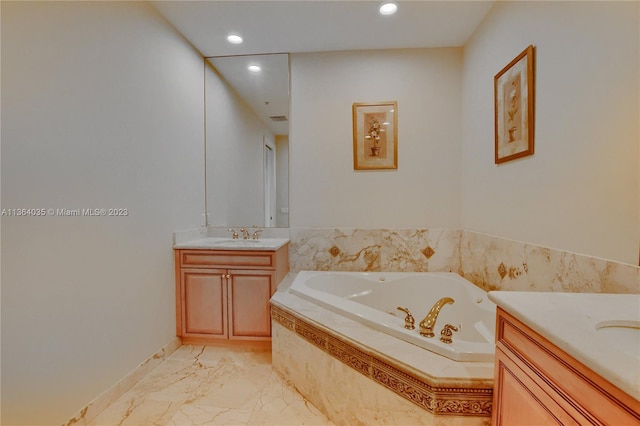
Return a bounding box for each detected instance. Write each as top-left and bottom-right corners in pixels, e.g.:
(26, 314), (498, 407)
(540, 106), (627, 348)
(419, 297), (455, 337)
(228, 228), (239, 239)
(239, 228), (250, 240)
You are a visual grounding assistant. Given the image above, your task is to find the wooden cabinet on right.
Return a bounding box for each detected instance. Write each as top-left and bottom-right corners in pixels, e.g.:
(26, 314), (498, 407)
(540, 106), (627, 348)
(492, 308), (640, 425)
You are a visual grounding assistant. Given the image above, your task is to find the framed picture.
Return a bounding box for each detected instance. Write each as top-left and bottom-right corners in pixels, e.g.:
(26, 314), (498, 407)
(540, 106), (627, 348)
(352, 101), (397, 170)
(494, 45), (535, 164)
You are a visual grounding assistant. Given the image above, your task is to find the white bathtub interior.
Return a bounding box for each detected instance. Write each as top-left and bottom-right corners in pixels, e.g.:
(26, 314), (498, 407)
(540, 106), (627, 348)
(288, 271), (496, 362)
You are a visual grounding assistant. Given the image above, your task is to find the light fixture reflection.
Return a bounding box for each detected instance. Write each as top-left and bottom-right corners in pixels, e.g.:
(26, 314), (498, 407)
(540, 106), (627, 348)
(248, 65), (262, 73)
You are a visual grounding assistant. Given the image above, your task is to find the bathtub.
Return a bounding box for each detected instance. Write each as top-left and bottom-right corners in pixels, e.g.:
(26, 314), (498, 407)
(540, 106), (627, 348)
(288, 271), (496, 362)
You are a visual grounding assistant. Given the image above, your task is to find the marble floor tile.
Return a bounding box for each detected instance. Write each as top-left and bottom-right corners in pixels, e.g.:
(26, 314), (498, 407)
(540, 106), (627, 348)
(247, 372), (333, 425)
(89, 345), (334, 426)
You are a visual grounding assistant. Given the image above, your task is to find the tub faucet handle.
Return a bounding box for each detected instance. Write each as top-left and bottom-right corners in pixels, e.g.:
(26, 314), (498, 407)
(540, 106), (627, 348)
(228, 228), (239, 239)
(252, 229), (263, 240)
(396, 307), (415, 330)
(440, 324), (459, 344)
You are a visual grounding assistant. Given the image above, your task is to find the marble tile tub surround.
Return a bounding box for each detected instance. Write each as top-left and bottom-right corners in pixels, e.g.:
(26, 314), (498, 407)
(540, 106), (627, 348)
(175, 227), (638, 293)
(460, 231), (639, 294)
(270, 276), (494, 425)
(287, 228), (639, 294)
(289, 228), (462, 273)
(272, 321), (490, 426)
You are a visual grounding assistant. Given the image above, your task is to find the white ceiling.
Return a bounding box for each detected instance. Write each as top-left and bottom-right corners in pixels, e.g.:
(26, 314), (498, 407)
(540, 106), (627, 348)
(152, 1), (495, 136)
(152, 1), (495, 56)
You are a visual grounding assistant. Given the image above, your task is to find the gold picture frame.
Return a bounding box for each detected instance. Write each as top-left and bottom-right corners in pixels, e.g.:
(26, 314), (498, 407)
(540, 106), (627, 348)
(352, 101), (398, 170)
(494, 45), (535, 164)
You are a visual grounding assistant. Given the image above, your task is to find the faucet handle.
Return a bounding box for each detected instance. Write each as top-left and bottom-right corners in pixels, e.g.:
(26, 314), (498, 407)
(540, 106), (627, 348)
(227, 228), (239, 239)
(439, 324), (459, 344)
(396, 307), (415, 330)
(252, 229), (263, 240)
(239, 228), (250, 240)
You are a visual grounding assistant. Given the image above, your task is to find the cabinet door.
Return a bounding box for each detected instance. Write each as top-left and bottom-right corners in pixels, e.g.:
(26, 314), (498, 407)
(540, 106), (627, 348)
(227, 270), (274, 339)
(181, 269), (227, 338)
(493, 348), (579, 426)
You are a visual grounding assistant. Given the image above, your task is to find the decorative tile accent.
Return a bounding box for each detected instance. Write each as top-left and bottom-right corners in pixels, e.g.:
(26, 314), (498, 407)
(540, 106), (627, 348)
(328, 245), (341, 257)
(271, 304), (493, 417)
(271, 307), (295, 331)
(508, 263), (527, 279)
(422, 245), (435, 259)
(497, 262), (507, 279)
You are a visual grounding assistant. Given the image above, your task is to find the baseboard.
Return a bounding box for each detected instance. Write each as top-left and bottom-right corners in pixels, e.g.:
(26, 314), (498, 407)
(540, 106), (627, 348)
(63, 337), (182, 426)
(180, 336), (271, 350)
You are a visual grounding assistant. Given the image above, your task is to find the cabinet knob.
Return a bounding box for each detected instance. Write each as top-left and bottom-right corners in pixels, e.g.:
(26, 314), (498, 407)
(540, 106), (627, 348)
(226, 274), (231, 279)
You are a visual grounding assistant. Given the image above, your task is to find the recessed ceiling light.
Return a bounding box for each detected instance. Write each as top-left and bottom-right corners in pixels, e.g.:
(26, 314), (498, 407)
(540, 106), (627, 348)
(379, 2), (398, 15)
(248, 65), (261, 73)
(226, 34), (243, 44)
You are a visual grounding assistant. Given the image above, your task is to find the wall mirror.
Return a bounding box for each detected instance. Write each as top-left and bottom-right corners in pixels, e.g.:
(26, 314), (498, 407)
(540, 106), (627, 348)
(205, 53), (289, 228)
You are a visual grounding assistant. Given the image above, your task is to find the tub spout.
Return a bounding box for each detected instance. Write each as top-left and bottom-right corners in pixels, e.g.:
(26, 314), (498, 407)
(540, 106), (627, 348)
(419, 297), (454, 337)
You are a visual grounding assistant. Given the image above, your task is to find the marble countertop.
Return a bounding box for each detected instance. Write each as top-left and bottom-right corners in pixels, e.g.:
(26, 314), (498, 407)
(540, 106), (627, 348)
(173, 237), (289, 251)
(488, 291), (640, 401)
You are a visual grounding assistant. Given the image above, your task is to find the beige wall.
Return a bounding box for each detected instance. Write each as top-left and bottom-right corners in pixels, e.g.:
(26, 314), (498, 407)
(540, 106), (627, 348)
(289, 48), (463, 229)
(1, 2), (204, 424)
(461, 1), (639, 265)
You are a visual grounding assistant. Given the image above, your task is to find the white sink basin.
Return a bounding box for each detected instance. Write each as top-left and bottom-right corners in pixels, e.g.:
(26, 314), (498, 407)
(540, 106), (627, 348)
(218, 239), (263, 244)
(595, 320), (640, 358)
(210, 239), (274, 249)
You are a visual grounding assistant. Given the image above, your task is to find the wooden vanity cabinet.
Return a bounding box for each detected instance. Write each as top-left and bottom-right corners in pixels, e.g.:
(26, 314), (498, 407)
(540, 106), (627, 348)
(175, 245), (288, 344)
(492, 308), (640, 425)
